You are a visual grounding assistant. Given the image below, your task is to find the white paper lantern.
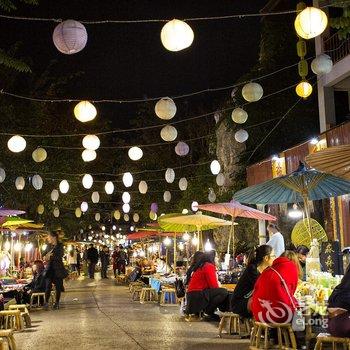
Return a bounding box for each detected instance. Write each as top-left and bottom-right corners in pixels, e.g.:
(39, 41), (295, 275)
(91, 191), (100, 203)
(128, 146), (143, 161)
(95, 213), (101, 222)
(208, 189), (216, 203)
(32, 174), (43, 190)
(165, 168), (175, 183)
(82, 135), (100, 150)
(53, 20), (87, 54)
(161, 19), (194, 52)
(294, 7), (328, 40)
(122, 172), (133, 188)
(311, 54), (333, 75)
(53, 207), (60, 218)
(179, 177), (188, 191)
(15, 176), (25, 190)
(114, 210), (121, 220)
(122, 192), (131, 204)
(51, 189), (59, 202)
(82, 174), (93, 189)
(160, 125), (178, 142)
(74, 101), (97, 123)
(81, 201), (88, 213)
(8, 135), (26, 153)
(235, 129), (249, 143)
(155, 97), (177, 120)
(210, 160), (221, 175)
(75, 207), (82, 218)
(37, 204), (45, 215)
(123, 214), (130, 222)
(105, 181), (114, 194)
(139, 180), (148, 194)
(191, 201), (199, 212)
(231, 108), (248, 124)
(242, 83), (264, 102)
(216, 173), (225, 186)
(59, 180), (69, 194)
(175, 141), (189, 156)
(163, 191), (171, 202)
(133, 213), (140, 223)
(81, 149), (96, 162)
(122, 203), (130, 213)
(32, 147), (47, 162)
(0, 168), (5, 183)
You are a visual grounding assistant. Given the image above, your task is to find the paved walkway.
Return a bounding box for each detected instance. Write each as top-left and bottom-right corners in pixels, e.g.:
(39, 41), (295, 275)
(15, 277), (249, 350)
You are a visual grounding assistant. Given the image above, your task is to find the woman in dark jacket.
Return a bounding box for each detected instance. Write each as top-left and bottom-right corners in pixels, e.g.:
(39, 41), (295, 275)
(43, 231), (68, 309)
(22, 260), (46, 303)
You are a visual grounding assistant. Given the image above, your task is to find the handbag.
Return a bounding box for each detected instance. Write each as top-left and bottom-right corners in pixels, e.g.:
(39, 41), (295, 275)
(174, 278), (186, 298)
(270, 267), (305, 332)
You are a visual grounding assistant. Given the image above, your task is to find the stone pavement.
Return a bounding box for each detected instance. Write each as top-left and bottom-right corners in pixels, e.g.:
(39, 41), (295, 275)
(16, 278), (250, 350)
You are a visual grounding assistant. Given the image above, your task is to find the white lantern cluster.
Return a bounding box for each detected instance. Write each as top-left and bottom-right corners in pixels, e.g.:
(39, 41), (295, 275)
(82, 135), (100, 150)
(155, 97), (177, 120)
(82, 149), (97, 162)
(210, 160), (221, 175)
(139, 180), (148, 194)
(311, 54), (333, 75)
(231, 108), (248, 124)
(161, 19), (194, 52)
(123, 172), (133, 188)
(59, 180), (69, 194)
(15, 176), (25, 190)
(32, 147), (47, 162)
(82, 174), (93, 189)
(37, 204), (45, 215)
(242, 83), (264, 102)
(0, 168), (5, 183)
(175, 141), (189, 156)
(51, 189), (59, 202)
(75, 207), (82, 218)
(163, 191), (171, 202)
(91, 191), (100, 203)
(179, 177), (188, 191)
(81, 201), (88, 213)
(165, 168), (175, 183)
(122, 192), (131, 204)
(74, 101), (97, 123)
(105, 181), (114, 195)
(161, 125), (177, 142)
(8, 135), (26, 153)
(235, 129), (249, 143)
(53, 207), (60, 218)
(32, 174), (43, 190)
(128, 146), (143, 161)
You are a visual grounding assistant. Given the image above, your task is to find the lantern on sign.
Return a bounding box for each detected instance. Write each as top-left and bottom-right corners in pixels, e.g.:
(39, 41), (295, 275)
(210, 160), (221, 175)
(124, 214), (130, 222)
(242, 82), (264, 102)
(75, 207), (82, 218)
(0, 168), (5, 183)
(114, 210), (121, 220)
(122, 172), (133, 188)
(122, 192), (131, 204)
(311, 54), (333, 75)
(74, 101), (97, 123)
(81, 201), (88, 213)
(32, 147), (47, 162)
(235, 129), (249, 143)
(216, 173), (225, 186)
(82, 135), (100, 150)
(179, 177), (188, 191)
(51, 189), (59, 202)
(82, 174), (93, 189)
(15, 176), (25, 190)
(95, 213), (101, 222)
(82, 149), (96, 162)
(128, 146), (143, 161)
(37, 204), (45, 215)
(163, 191), (171, 202)
(53, 20), (87, 54)
(32, 174), (43, 190)
(8, 135), (26, 153)
(165, 168), (175, 183)
(160, 125), (177, 142)
(231, 108), (248, 124)
(91, 191), (100, 203)
(160, 19), (194, 52)
(122, 203), (130, 213)
(59, 180), (69, 194)
(155, 97), (177, 120)
(151, 203), (158, 213)
(175, 141), (189, 156)
(133, 213), (140, 223)
(139, 181), (148, 194)
(53, 207), (60, 218)
(191, 201), (199, 212)
(105, 181), (114, 195)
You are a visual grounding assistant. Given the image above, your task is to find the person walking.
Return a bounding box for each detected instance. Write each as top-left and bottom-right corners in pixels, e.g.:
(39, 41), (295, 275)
(86, 244), (99, 279)
(67, 246), (78, 272)
(100, 245), (110, 279)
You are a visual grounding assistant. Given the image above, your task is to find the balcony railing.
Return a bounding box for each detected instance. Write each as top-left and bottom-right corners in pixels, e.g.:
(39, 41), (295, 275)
(323, 33), (350, 64)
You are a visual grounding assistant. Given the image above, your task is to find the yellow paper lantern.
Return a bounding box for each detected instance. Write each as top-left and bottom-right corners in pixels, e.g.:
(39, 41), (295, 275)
(155, 97), (177, 120)
(15, 176), (25, 190)
(160, 125), (178, 142)
(37, 204), (45, 215)
(8, 135), (26, 153)
(82, 135), (100, 150)
(294, 7), (328, 40)
(51, 189), (59, 202)
(53, 207), (60, 218)
(75, 207), (82, 218)
(95, 213), (101, 222)
(160, 19), (194, 52)
(242, 83), (263, 102)
(231, 108), (248, 124)
(296, 80), (313, 98)
(124, 214), (130, 222)
(74, 101), (97, 122)
(133, 213), (140, 222)
(138, 180), (148, 194)
(114, 210), (121, 220)
(32, 147), (47, 162)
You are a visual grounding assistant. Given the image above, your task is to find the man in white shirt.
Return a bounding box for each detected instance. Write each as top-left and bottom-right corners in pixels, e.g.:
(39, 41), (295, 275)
(266, 223), (285, 257)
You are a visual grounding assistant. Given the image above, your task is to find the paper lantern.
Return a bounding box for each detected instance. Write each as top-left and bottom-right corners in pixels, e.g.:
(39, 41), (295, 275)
(311, 54), (333, 75)
(37, 204), (45, 215)
(191, 201), (199, 212)
(32, 174), (43, 190)
(210, 160), (221, 175)
(155, 97), (177, 120)
(216, 173), (225, 186)
(59, 180), (69, 194)
(105, 181), (114, 194)
(165, 168), (175, 183)
(75, 207), (82, 218)
(8, 135), (26, 153)
(15, 176), (25, 190)
(242, 83), (264, 102)
(53, 20), (87, 54)
(32, 147), (47, 162)
(160, 125), (177, 142)
(179, 177), (188, 191)
(95, 213), (101, 222)
(124, 214), (130, 222)
(82, 135), (100, 150)
(163, 191), (171, 202)
(133, 213), (140, 223)
(122, 172), (133, 188)
(122, 203), (130, 213)
(149, 211), (157, 220)
(51, 189), (59, 202)
(0, 168), (5, 183)
(296, 81), (313, 98)
(81, 201), (88, 213)
(208, 189), (216, 203)
(161, 19), (194, 52)
(53, 207), (60, 218)
(175, 141), (189, 156)
(82, 174), (93, 189)
(82, 149), (97, 162)
(231, 108), (248, 124)
(91, 191), (100, 203)
(139, 180), (148, 194)
(114, 210), (121, 220)
(122, 192), (131, 204)
(151, 202), (158, 213)
(128, 146), (143, 161)
(294, 7), (328, 40)
(74, 101), (97, 123)
(235, 129), (249, 143)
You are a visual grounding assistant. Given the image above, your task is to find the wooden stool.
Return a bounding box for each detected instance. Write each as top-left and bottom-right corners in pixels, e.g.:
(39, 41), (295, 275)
(140, 287), (158, 304)
(131, 286), (143, 301)
(129, 281), (144, 293)
(218, 312), (251, 338)
(250, 321), (297, 350)
(0, 311), (24, 332)
(8, 306), (31, 328)
(160, 288), (178, 306)
(29, 293), (46, 309)
(116, 274), (126, 284)
(314, 333), (350, 350)
(0, 329), (16, 350)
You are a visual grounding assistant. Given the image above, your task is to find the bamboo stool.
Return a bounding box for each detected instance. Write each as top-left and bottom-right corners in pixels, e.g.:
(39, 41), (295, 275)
(140, 287), (158, 304)
(115, 274), (126, 284)
(250, 321), (297, 350)
(8, 306), (31, 328)
(131, 286), (143, 301)
(0, 329), (16, 350)
(160, 288), (178, 306)
(218, 312), (251, 338)
(29, 293), (46, 309)
(129, 281), (144, 293)
(0, 311), (24, 332)
(314, 333), (350, 350)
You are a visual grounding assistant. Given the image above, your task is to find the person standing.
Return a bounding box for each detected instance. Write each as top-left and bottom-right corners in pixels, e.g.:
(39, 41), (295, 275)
(67, 246), (78, 272)
(86, 244), (99, 279)
(112, 245), (127, 277)
(100, 246), (110, 279)
(266, 223), (285, 257)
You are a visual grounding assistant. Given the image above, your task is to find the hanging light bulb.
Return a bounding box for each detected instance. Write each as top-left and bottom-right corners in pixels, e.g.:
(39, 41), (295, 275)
(122, 192), (131, 204)
(82, 174), (93, 189)
(105, 181), (114, 195)
(74, 101), (97, 123)
(122, 172), (133, 188)
(204, 239), (213, 252)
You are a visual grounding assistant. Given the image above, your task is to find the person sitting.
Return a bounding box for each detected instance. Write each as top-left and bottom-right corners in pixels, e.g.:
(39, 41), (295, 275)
(327, 265), (350, 337)
(229, 245), (275, 318)
(21, 260), (46, 303)
(185, 251), (228, 320)
(155, 258), (171, 275)
(251, 250), (300, 324)
(296, 245), (309, 281)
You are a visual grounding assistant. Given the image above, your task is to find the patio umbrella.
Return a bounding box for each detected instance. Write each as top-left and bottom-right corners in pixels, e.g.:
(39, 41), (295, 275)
(305, 145), (350, 180)
(0, 208), (25, 216)
(2, 217), (33, 228)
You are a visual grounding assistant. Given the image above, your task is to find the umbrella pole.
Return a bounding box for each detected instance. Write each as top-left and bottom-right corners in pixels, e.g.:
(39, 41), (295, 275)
(232, 224), (235, 258)
(303, 195), (312, 238)
(174, 235), (176, 270)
